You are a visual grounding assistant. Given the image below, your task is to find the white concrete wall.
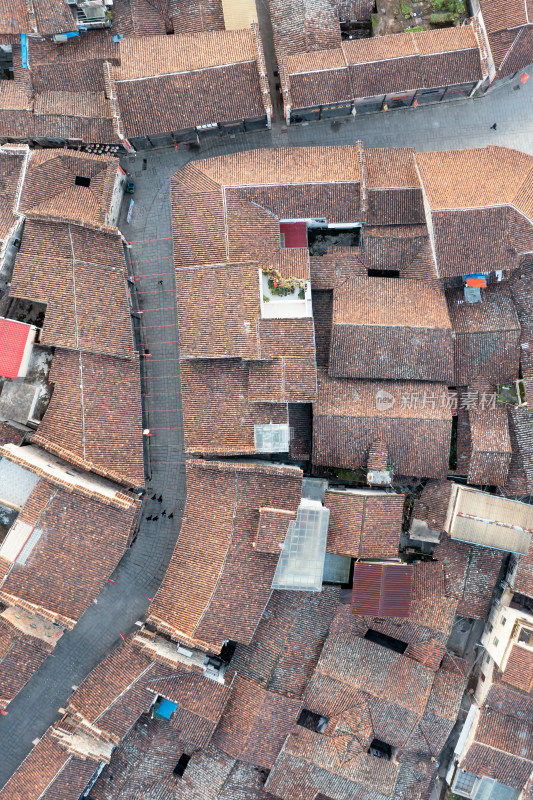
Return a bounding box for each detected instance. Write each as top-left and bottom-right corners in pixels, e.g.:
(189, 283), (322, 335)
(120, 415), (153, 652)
(105, 167), (126, 227)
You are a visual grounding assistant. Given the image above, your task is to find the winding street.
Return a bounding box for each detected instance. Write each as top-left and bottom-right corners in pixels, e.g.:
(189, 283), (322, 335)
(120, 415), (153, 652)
(1, 68), (533, 785)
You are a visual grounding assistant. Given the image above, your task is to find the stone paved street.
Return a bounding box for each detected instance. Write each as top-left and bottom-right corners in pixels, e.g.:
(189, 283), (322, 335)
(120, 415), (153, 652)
(1, 69), (533, 786)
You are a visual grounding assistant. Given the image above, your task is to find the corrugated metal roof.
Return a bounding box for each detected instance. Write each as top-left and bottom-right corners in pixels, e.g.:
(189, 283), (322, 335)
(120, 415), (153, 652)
(449, 486), (533, 555)
(351, 562), (413, 617)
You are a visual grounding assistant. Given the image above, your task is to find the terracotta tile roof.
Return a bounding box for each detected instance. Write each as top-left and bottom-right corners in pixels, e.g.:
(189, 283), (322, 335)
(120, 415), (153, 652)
(33, 90), (113, 121)
(515, 538), (533, 597)
(329, 276), (453, 382)
(180, 359), (289, 456)
(433, 534), (503, 619)
(288, 402), (312, 460)
(0, 479), (138, 627)
(65, 642), (176, 744)
(252, 319), (317, 403)
(236, 180), (362, 224)
(32, 348), (144, 488)
(148, 460), (302, 651)
(333, 603), (447, 671)
(411, 480), (453, 537)
(365, 188), (426, 226)
(31, 60), (108, 94)
(282, 27), (482, 111)
(284, 47), (346, 74)
(462, 743), (533, 789)
(212, 674), (301, 768)
(267, 726), (399, 797)
(169, 0), (225, 34)
(307, 624), (436, 717)
(310, 248), (366, 291)
(409, 560), (458, 635)
(496, 24), (533, 78)
(503, 644), (533, 692)
(11, 221), (134, 358)
(226, 586), (340, 697)
(0, 145), (25, 242)
(197, 146), (362, 186)
(432, 207), (533, 279)
(19, 151), (118, 227)
(0, 82), (31, 112)
(479, 0), (528, 34)
(147, 671), (231, 748)
(116, 29), (260, 79)
(263, 597), (465, 798)
(287, 66), (353, 108)
(416, 146), (533, 210)
(364, 147), (419, 188)
(505, 408), (533, 495)
(111, 29), (269, 137)
(89, 714), (185, 800)
(446, 284), (521, 386)
(325, 489), (403, 559)
(361, 225), (436, 278)
(256, 507), (296, 553)
(461, 684), (533, 789)
(27, 31), (118, 66)
(115, 61), (267, 138)
(510, 266), (533, 377)
(0, 617), (51, 709)
(176, 262), (262, 360)
(270, 0), (341, 57)
(0, 1), (31, 35)
(0, 421), (25, 448)
(0, 730), (99, 800)
(32, 0), (77, 36)
(467, 407), (512, 485)
(93, 735), (241, 800)
(343, 31), (418, 64)
(313, 371), (452, 479)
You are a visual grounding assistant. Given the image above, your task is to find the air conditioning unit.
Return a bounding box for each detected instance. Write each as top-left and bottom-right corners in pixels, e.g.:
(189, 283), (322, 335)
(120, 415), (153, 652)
(52, 34), (69, 43)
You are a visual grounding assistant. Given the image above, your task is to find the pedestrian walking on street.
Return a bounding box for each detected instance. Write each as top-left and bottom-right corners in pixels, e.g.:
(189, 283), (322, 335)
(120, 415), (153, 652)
(490, 123), (497, 130)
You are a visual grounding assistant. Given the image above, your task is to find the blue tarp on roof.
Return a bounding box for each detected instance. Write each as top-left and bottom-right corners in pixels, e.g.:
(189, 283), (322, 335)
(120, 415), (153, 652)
(155, 698), (177, 719)
(20, 35), (28, 69)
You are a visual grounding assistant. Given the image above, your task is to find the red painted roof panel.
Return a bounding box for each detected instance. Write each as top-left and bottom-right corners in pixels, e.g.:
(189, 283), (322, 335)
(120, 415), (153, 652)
(280, 221), (308, 248)
(351, 562), (413, 618)
(0, 317), (32, 379)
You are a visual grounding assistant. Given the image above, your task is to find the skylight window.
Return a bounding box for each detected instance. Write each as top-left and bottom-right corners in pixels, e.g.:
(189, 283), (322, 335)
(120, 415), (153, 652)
(75, 176), (91, 187)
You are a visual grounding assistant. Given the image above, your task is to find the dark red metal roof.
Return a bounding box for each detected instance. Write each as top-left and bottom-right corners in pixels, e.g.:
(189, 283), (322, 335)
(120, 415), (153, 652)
(351, 562), (413, 618)
(279, 221), (307, 248)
